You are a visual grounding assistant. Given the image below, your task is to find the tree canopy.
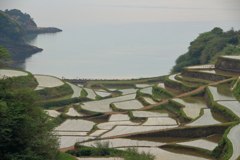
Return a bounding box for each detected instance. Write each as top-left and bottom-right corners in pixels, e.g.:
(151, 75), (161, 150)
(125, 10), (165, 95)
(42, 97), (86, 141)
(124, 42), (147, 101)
(0, 78), (59, 160)
(0, 11), (25, 42)
(171, 27), (240, 73)
(0, 46), (11, 67)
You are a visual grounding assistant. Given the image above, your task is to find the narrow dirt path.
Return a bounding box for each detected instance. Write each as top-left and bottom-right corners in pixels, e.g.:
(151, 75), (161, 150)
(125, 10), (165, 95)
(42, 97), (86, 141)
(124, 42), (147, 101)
(208, 77), (235, 86)
(88, 78), (235, 119)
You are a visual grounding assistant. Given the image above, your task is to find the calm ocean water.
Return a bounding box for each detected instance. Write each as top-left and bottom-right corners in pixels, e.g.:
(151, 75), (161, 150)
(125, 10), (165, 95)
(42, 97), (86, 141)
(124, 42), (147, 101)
(1, 0), (240, 79)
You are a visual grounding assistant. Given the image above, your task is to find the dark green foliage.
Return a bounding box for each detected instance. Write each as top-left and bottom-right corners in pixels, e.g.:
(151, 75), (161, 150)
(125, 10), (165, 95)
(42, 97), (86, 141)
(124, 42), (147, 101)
(5, 9), (33, 25)
(35, 83), (73, 100)
(0, 46), (11, 67)
(0, 11), (25, 41)
(0, 78), (59, 160)
(171, 27), (240, 73)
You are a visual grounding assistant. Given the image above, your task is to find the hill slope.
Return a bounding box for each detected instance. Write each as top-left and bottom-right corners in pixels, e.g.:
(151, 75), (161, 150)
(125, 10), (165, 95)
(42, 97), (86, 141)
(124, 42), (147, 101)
(0, 11), (42, 62)
(4, 9), (62, 34)
(171, 27), (240, 73)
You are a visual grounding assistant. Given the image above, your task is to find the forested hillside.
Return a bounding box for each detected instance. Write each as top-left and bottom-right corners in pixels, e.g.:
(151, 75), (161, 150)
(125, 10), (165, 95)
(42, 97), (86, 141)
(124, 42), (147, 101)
(4, 9), (37, 30)
(0, 11), (25, 42)
(171, 27), (240, 73)
(0, 11), (42, 62)
(4, 9), (62, 34)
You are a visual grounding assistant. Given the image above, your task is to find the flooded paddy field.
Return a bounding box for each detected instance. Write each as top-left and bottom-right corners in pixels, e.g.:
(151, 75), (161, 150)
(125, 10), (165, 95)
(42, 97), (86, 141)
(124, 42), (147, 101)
(34, 66), (239, 159)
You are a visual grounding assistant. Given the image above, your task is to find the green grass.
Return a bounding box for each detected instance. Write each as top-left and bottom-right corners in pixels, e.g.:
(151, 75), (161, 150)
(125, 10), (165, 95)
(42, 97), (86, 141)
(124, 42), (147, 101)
(81, 88), (88, 97)
(36, 83), (73, 100)
(55, 152), (76, 160)
(69, 141), (155, 160)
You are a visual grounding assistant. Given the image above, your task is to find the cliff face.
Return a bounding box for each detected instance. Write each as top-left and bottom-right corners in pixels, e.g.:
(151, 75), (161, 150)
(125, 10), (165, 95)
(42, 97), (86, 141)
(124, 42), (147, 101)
(0, 11), (43, 62)
(4, 9), (62, 34)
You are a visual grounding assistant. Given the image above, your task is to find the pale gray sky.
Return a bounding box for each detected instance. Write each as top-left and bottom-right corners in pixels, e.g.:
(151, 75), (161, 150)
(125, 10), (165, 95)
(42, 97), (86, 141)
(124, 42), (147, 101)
(0, 0), (240, 26)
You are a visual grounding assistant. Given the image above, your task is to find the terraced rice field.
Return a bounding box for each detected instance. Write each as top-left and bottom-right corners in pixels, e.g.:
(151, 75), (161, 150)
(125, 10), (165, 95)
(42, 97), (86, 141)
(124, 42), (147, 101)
(142, 117), (177, 126)
(143, 97), (157, 104)
(56, 131), (88, 136)
(227, 123), (240, 160)
(187, 64), (215, 69)
(119, 88), (138, 95)
(81, 94), (136, 112)
(198, 70), (216, 74)
(89, 130), (108, 137)
(59, 136), (93, 149)
(208, 86), (236, 101)
(34, 75), (64, 88)
(123, 147), (210, 160)
(0, 69), (28, 78)
(44, 110), (60, 118)
(168, 74), (181, 83)
(140, 87), (153, 95)
(80, 138), (164, 148)
(108, 114), (130, 121)
(55, 119), (95, 131)
(95, 91), (112, 97)
(101, 126), (176, 138)
(185, 109), (220, 126)
(84, 88), (96, 99)
(113, 100), (144, 110)
(66, 82), (82, 98)
(217, 101), (240, 118)
(66, 108), (84, 117)
(97, 121), (139, 130)
(176, 139), (218, 151)
(107, 89), (117, 91)
(157, 83), (165, 88)
(132, 111), (168, 117)
(172, 98), (207, 119)
(222, 55), (240, 59)
(136, 84), (152, 88)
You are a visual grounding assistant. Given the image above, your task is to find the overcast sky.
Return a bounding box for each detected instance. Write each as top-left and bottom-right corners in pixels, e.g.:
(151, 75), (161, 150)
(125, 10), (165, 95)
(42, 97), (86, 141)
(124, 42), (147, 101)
(1, 0), (240, 26)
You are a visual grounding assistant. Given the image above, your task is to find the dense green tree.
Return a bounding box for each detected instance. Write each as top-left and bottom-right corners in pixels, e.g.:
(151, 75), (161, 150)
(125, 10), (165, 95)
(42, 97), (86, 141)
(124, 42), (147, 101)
(0, 45), (11, 67)
(171, 27), (240, 73)
(0, 11), (25, 41)
(0, 78), (59, 160)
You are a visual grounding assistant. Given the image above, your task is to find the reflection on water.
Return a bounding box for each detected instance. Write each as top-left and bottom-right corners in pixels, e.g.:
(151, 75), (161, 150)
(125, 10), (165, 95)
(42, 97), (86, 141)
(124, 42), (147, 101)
(25, 33), (38, 44)
(208, 85), (236, 101)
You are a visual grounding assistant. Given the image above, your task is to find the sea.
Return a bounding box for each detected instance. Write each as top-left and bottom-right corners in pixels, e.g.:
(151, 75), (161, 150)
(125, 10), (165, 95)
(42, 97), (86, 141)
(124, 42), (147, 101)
(1, 0), (240, 79)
